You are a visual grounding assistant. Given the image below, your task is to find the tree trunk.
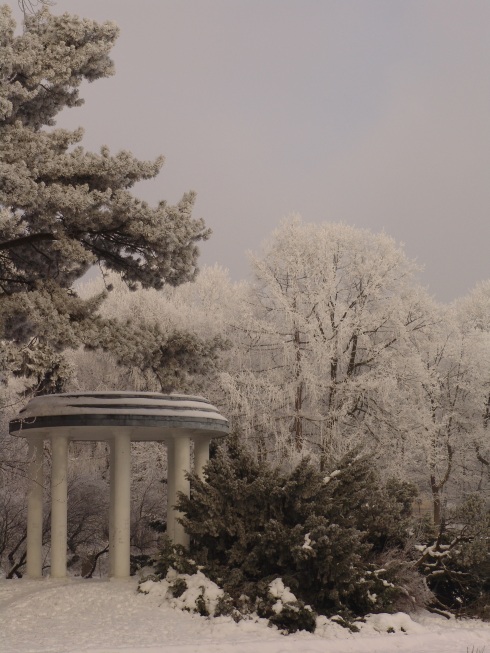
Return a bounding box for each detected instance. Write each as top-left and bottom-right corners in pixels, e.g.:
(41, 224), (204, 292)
(430, 474), (442, 527)
(293, 328), (303, 451)
(294, 380), (303, 451)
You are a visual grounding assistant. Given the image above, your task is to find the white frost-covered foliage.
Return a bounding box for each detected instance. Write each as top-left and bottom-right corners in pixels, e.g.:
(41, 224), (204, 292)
(77, 265), (242, 344)
(406, 303), (490, 523)
(69, 265), (238, 393)
(221, 216), (434, 465)
(453, 281), (490, 462)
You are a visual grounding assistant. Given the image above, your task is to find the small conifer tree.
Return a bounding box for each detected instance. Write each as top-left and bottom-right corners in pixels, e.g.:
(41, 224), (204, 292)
(177, 437), (423, 621)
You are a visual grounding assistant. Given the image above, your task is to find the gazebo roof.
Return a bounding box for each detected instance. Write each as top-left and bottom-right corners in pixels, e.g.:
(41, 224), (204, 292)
(9, 392), (229, 441)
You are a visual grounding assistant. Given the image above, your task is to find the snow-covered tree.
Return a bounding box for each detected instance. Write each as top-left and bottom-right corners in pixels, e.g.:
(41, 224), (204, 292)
(453, 281), (490, 471)
(220, 217), (433, 466)
(68, 266), (239, 394)
(451, 283), (490, 495)
(0, 5), (209, 380)
(408, 309), (489, 525)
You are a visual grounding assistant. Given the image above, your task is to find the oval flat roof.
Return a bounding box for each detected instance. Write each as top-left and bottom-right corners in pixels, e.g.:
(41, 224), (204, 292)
(9, 392), (229, 442)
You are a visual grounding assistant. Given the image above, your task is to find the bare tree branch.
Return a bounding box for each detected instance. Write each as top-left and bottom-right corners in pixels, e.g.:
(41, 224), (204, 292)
(18, 0), (54, 18)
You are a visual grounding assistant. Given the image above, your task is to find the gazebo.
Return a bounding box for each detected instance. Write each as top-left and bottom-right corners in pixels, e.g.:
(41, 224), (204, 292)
(9, 392), (229, 579)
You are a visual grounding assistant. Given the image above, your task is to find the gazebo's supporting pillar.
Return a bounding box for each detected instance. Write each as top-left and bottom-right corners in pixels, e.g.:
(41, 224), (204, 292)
(109, 433), (131, 578)
(166, 439), (175, 543)
(26, 435), (44, 579)
(50, 434), (68, 578)
(166, 436), (190, 548)
(109, 442), (116, 577)
(193, 436), (212, 480)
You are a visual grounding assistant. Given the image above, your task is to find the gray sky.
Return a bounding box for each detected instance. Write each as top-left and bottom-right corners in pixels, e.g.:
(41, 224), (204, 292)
(13, 0), (490, 302)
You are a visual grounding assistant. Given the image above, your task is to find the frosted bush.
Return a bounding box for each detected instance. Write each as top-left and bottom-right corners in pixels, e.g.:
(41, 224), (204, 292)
(139, 569), (225, 617)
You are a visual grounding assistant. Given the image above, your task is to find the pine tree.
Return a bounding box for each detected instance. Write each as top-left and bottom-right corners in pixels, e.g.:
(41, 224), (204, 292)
(0, 5), (209, 365)
(177, 437), (423, 619)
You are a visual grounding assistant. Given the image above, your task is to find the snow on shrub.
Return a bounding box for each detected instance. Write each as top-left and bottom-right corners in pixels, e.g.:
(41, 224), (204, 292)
(139, 569), (315, 633)
(268, 578), (297, 612)
(139, 569), (225, 617)
(255, 578), (317, 634)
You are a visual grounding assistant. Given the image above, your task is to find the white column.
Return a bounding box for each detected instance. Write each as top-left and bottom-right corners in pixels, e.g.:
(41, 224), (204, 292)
(26, 435), (44, 579)
(167, 435), (191, 548)
(50, 434), (68, 578)
(193, 436), (212, 480)
(166, 439), (176, 542)
(109, 433), (131, 578)
(109, 441), (116, 577)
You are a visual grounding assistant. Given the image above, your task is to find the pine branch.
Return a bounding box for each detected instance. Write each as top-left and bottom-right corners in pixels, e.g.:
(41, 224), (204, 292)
(0, 233), (58, 250)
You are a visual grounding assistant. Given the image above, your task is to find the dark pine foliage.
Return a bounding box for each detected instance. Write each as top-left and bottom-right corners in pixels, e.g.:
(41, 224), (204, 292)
(176, 436), (419, 619)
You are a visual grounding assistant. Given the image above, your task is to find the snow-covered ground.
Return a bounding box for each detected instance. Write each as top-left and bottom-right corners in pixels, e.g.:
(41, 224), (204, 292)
(1, 576), (489, 653)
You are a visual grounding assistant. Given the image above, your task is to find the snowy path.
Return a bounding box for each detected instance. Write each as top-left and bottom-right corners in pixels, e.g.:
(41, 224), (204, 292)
(1, 577), (489, 653)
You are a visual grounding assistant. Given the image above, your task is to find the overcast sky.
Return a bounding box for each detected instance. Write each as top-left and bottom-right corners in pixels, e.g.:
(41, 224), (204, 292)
(13, 0), (490, 302)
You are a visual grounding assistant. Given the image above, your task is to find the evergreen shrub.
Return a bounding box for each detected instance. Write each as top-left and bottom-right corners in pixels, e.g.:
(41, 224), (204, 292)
(167, 437), (426, 629)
